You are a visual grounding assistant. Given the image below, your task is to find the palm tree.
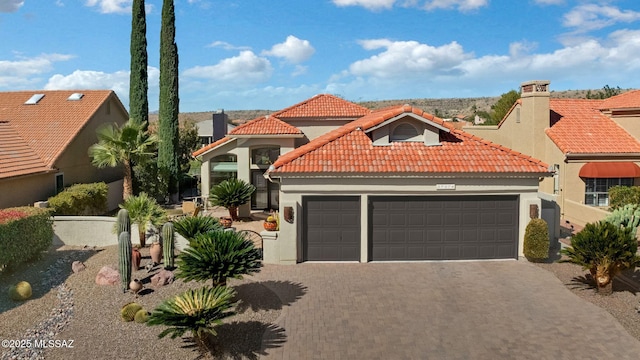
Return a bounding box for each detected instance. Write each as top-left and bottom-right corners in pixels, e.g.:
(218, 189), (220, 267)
(120, 192), (167, 247)
(172, 215), (221, 242)
(209, 178), (255, 221)
(176, 230), (262, 287)
(88, 120), (157, 199)
(147, 286), (236, 353)
(561, 221), (639, 295)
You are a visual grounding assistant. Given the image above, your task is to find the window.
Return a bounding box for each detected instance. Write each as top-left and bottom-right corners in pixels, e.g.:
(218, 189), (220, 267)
(390, 123), (420, 142)
(584, 178), (634, 206)
(251, 147), (280, 165)
(210, 154), (237, 186)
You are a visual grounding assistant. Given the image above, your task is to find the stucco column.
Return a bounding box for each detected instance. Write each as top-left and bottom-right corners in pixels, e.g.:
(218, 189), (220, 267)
(200, 159), (210, 208)
(236, 147), (251, 218)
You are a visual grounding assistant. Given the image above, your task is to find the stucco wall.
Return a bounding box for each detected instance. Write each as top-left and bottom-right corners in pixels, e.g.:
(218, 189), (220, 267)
(269, 176), (542, 264)
(0, 172), (55, 208)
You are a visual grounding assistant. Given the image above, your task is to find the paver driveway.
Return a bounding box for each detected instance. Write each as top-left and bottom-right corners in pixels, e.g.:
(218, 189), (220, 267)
(247, 260), (640, 360)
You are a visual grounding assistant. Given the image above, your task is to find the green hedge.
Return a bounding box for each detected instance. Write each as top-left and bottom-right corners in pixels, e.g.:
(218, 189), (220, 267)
(524, 218), (550, 262)
(48, 182), (108, 215)
(608, 185), (640, 210)
(0, 207), (53, 271)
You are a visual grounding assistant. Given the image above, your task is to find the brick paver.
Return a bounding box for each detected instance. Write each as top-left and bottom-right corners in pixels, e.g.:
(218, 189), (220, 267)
(245, 261), (640, 359)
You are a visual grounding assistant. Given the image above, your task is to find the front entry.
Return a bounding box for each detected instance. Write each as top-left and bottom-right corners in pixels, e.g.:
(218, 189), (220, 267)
(251, 170), (279, 210)
(302, 196), (361, 261)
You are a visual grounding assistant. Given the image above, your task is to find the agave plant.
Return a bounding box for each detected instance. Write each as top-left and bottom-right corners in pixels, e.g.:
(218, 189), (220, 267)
(209, 178), (255, 221)
(176, 230), (262, 287)
(147, 286), (236, 352)
(561, 220), (639, 295)
(120, 192), (167, 247)
(172, 215), (222, 242)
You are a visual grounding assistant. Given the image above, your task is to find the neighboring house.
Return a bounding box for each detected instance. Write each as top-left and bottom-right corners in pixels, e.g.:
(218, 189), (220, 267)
(195, 95), (551, 264)
(465, 80), (640, 233)
(195, 110), (236, 147)
(0, 90), (129, 209)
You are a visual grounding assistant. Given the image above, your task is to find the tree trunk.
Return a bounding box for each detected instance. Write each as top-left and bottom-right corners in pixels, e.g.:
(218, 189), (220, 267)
(228, 206), (238, 221)
(594, 265), (614, 296)
(139, 229), (146, 248)
(123, 160), (134, 199)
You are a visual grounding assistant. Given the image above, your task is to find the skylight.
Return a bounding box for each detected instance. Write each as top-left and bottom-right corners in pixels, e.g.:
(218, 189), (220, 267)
(24, 94), (45, 105)
(67, 93), (84, 101)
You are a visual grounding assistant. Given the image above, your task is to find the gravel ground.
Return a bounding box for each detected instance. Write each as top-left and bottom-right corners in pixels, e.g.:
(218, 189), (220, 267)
(0, 210), (280, 360)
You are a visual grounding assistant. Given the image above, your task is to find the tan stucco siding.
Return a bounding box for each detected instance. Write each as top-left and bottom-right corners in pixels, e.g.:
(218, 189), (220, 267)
(612, 115), (640, 140)
(0, 173), (56, 208)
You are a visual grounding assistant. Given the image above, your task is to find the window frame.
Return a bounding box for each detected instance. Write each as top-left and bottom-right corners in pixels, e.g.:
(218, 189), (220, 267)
(584, 177), (634, 207)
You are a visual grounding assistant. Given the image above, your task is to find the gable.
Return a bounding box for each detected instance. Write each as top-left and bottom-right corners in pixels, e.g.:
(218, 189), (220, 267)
(366, 112), (450, 146)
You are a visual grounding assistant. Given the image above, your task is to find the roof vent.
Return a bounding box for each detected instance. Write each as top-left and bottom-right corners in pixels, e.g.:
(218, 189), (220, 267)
(67, 93), (84, 101)
(25, 94), (45, 105)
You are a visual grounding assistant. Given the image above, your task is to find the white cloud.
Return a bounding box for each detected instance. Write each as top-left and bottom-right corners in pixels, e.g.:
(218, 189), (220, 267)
(563, 4), (640, 32)
(332, 0), (396, 10)
(350, 39), (472, 78)
(85, 0), (131, 14)
(262, 36), (315, 64)
(0, 0), (24, 12)
(207, 41), (251, 51)
(182, 51), (273, 85)
(0, 53), (75, 88)
(422, 0), (487, 11)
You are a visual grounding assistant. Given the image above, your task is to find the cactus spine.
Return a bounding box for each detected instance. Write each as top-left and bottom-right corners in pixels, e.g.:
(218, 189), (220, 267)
(118, 231), (132, 293)
(162, 222), (175, 269)
(117, 208), (130, 236)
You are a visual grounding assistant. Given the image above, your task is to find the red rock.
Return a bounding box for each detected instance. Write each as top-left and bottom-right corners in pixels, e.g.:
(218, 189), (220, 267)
(95, 265), (119, 286)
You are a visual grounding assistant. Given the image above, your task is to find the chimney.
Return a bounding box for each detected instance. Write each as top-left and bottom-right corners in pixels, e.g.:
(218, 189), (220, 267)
(520, 80), (550, 160)
(212, 109), (228, 142)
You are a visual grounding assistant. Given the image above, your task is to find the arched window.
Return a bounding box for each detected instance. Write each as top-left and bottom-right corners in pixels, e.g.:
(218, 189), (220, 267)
(391, 123), (420, 142)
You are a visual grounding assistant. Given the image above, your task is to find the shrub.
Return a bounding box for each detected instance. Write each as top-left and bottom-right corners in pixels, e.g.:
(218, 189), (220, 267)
(48, 182), (108, 215)
(0, 207), (53, 271)
(209, 178), (255, 221)
(176, 230), (262, 287)
(119, 192), (167, 247)
(608, 185), (640, 210)
(523, 218), (549, 262)
(147, 286), (236, 352)
(605, 203), (640, 237)
(561, 221), (639, 295)
(172, 215), (221, 242)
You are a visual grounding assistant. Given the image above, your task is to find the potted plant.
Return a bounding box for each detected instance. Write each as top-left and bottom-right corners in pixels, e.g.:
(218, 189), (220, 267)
(263, 213), (278, 231)
(209, 178), (255, 221)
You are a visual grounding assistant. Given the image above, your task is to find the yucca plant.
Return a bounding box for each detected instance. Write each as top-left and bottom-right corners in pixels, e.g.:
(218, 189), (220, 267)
(147, 286), (236, 352)
(172, 215), (221, 242)
(176, 230), (262, 287)
(561, 221), (639, 295)
(120, 192), (167, 247)
(209, 178), (255, 221)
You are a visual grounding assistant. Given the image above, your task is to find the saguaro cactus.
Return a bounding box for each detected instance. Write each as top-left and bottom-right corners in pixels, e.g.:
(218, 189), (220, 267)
(117, 208), (131, 236)
(162, 222), (175, 269)
(118, 231), (132, 293)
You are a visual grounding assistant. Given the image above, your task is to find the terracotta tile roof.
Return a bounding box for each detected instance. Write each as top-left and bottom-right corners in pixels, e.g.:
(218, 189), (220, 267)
(599, 90), (640, 110)
(228, 115), (302, 136)
(192, 136), (235, 157)
(0, 90), (118, 179)
(270, 105), (549, 175)
(272, 94), (370, 119)
(547, 99), (640, 154)
(0, 121), (50, 179)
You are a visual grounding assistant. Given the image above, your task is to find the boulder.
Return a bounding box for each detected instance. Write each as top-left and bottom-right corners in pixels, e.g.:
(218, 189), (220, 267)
(150, 269), (174, 287)
(72, 261), (86, 273)
(95, 265), (119, 286)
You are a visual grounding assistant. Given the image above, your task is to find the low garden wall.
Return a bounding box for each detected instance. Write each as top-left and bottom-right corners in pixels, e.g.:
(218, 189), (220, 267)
(53, 216), (188, 250)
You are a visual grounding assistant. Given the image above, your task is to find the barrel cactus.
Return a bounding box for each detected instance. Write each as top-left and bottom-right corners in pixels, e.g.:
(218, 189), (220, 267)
(162, 222), (175, 269)
(121, 302), (143, 322)
(606, 204), (640, 237)
(118, 231), (132, 293)
(117, 208), (131, 236)
(8, 281), (32, 301)
(134, 309), (149, 323)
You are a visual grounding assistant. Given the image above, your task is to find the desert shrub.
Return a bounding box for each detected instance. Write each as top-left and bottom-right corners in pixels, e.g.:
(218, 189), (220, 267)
(172, 215), (221, 242)
(605, 203), (640, 237)
(561, 221), (639, 295)
(608, 185), (640, 210)
(48, 182), (108, 215)
(176, 230), (262, 287)
(523, 218), (549, 262)
(0, 207), (53, 270)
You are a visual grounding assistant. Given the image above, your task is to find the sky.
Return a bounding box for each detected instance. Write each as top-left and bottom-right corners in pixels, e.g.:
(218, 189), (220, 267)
(1, 0), (640, 113)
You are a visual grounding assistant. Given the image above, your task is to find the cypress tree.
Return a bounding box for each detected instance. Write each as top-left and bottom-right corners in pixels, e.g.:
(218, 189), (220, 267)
(158, 0), (180, 202)
(129, 0), (148, 128)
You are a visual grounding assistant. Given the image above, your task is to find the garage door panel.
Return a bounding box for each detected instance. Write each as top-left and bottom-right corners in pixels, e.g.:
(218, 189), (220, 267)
(304, 196), (360, 261)
(370, 196), (518, 261)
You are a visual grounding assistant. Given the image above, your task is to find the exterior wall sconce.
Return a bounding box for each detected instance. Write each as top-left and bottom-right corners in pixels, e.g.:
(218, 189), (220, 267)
(529, 204), (539, 219)
(284, 206), (294, 223)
